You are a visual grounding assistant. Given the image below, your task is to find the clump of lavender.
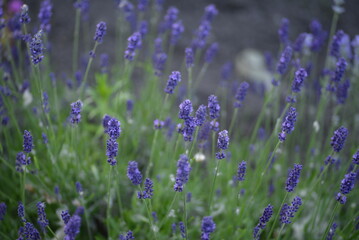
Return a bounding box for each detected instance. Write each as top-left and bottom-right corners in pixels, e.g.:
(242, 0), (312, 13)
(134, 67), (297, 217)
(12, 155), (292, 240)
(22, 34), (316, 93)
(171, 20), (184, 45)
(204, 43), (219, 63)
(119, 230), (135, 240)
(18, 222), (41, 240)
(124, 32), (142, 61)
(285, 164), (302, 192)
(237, 161), (247, 181)
(330, 126), (348, 153)
(19, 4), (31, 24)
(30, 30), (44, 65)
(179, 99), (193, 120)
(174, 154), (191, 192)
(234, 81), (249, 108)
(216, 130), (229, 159)
(23, 130), (33, 153)
(64, 215), (81, 240)
(278, 107), (297, 142)
(0, 202), (6, 221)
(94, 21), (107, 44)
(127, 161), (142, 185)
(291, 68), (308, 93)
(352, 150), (359, 165)
(253, 204), (274, 240)
(164, 71), (182, 94)
(36, 202), (49, 232)
(201, 216), (216, 240)
(138, 178), (154, 199)
(208, 95), (220, 120)
(278, 18), (289, 45)
(280, 196), (302, 224)
(69, 100), (83, 125)
(195, 105), (207, 126)
(38, 0), (53, 32)
(185, 47), (194, 69)
(105, 117), (121, 139)
(277, 46), (293, 75)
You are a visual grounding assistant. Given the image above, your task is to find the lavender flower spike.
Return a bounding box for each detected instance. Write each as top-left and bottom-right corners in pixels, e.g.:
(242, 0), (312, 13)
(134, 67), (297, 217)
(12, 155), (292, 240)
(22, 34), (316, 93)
(278, 107), (297, 142)
(291, 68), (308, 93)
(234, 81), (250, 108)
(171, 20), (184, 45)
(178, 99), (193, 120)
(352, 150), (359, 165)
(216, 130), (229, 159)
(20, 4), (31, 24)
(30, 30), (44, 65)
(0, 202), (7, 221)
(119, 230), (135, 240)
(36, 202), (49, 232)
(208, 95), (220, 119)
(185, 48), (194, 69)
(124, 32), (142, 61)
(278, 18), (289, 45)
(195, 105), (207, 126)
(174, 154), (191, 192)
(38, 0), (53, 33)
(138, 178), (154, 199)
(277, 46), (293, 75)
(94, 21), (107, 44)
(280, 196), (302, 224)
(201, 216), (216, 240)
(204, 43), (219, 63)
(106, 117), (121, 139)
(18, 222), (41, 240)
(340, 172), (357, 195)
(127, 161), (142, 185)
(285, 164), (302, 192)
(237, 161), (247, 181)
(23, 130), (33, 153)
(330, 126), (348, 153)
(164, 71), (181, 94)
(64, 215), (81, 240)
(69, 100), (83, 125)
(253, 204), (273, 240)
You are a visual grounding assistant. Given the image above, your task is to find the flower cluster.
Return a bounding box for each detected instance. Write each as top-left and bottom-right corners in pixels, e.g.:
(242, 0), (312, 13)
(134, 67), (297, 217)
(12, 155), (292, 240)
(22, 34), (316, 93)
(174, 155), (191, 192)
(280, 196), (302, 224)
(164, 71), (182, 94)
(138, 178), (154, 199)
(127, 161), (143, 185)
(253, 204), (273, 240)
(69, 100), (83, 125)
(285, 164), (302, 192)
(201, 216), (216, 240)
(330, 126), (348, 153)
(234, 81), (250, 108)
(216, 130), (229, 159)
(278, 107), (297, 142)
(94, 21), (107, 43)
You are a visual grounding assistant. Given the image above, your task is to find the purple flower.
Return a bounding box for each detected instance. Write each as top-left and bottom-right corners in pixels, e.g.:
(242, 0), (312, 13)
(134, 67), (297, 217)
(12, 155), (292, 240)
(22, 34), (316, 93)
(280, 196), (302, 224)
(138, 20), (148, 38)
(106, 117), (121, 139)
(174, 154), (191, 192)
(138, 178), (154, 199)
(153, 119), (164, 129)
(330, 30), (345, 59)
(171, 20), (184, 45)
(127, 100), (134, 114)
(102, 114), (112, 130)
(237, 161), (247, 181)
(94, 21), (107, 43)
(106, 138), (118, 166)
(331, 57), (347, 83)
(165, 71), (182, 94)
(69, 100), (83, 125)
(253, 204), (273, 239)
(179, 221), (186, 238)
(210, 119), (219, 132)
(64, 215), (81, 240)
(38, 0), (52, 33)
(352, 150), (359, 165)
(293, 33), (307, 53)
(310, 20), (327, 52)
(179, 99), (193, 120)
(336, 79), (350, 104)
(278, 107), (297, 142)
(195, 105), (207, 126)
(42, 91), (49, 113)
(285, 164), (302, 192)
(100, 54), (109, 73)
(119, 230), (135, 240)
(76, 181), (83, 195)
(153, 52), (167, 76)
(340, 172), (356, 195)
(127, 161), (142, 185)
(19, 4), (30, 24)
(17, 202), (25, 221)
(36, 202), (49, 231)
(137, 0), (148, 11)
(221, 62), (233, 81)
(121, 1), (136, 31)
(201, 216), (216, 240)
(159, 7), (179, 33)
(192, 20), (211, 50)
(182, 117), (196, 142)
(208, 95), (220, 119)
(336, 192), (347, 204)
(23, 130), (33, 153)
(124, 32), (142, 61)
(30, 30), (44, 65)
(202, 4), (218, 23)
(217, 130), (229, 150)
(18, 222), (41, 240)
(204, 43), (219, 63)
(326, 223), (337, 240)
(185, 48), (194, 69)
(278, 18), (289, 45)
(0, 202), (7, 221)
(291, 68), (307, 93)
(277, 46), (293, 75)
(330, 126), (348, 153)
(61, 210), (71, 224)
(234, 81), (249, 108)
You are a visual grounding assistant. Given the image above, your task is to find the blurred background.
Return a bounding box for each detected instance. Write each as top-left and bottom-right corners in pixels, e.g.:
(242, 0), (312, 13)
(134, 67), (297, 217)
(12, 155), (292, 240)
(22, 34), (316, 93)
(2, 0), (359, 94)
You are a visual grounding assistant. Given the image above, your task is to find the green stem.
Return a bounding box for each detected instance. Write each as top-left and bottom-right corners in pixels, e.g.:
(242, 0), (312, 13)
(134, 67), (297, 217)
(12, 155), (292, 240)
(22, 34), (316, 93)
(187, 68), (193, 99)
(321, 202), (339, 240)
(229, 108), (239, 136)
(106, 166), (113, 240)
(73, 8), (81, 74)
(79, 42), (99, 99)
(183, 192), (189, 240)
(208, 158), (221, 213)
(47, 226), (60, 240)
(266, 192), (289, 240)
(139, 186), (158, 240)
(159, 192), (178, 229)
(275, 224), (285, 240)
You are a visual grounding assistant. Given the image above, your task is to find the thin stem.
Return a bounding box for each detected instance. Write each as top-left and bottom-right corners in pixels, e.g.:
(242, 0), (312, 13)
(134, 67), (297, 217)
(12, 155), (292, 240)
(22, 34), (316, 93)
(159, 192), (179, 229)
(187, 68), (193, 99)
(106, 166), (113, 240)
(208, 158), (221, 213)
(47, 226), (60, 240)
(183, 192), (189, 240)
(275, 224), (285, 240)
(229, 108), (239, 136)
(321, 202), (339, 240)
(139, 186), (158, 240)
(73, 8), (81, 74)
(79, 42), (99, 99)
(266, 192), (289, 240)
